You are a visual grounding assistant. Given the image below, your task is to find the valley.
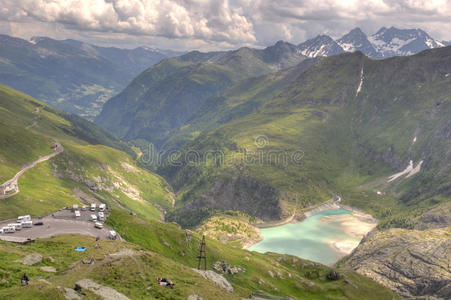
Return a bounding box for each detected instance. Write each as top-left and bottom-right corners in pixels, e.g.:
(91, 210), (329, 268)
(0, 25), (450, 299)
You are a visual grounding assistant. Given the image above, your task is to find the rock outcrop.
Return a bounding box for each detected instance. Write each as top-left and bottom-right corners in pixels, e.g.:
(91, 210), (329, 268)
(341, 228), (451, 299)
(75, 279), (130, 300)
(192, 269), (234, 292)
(22, 253), (43, 266)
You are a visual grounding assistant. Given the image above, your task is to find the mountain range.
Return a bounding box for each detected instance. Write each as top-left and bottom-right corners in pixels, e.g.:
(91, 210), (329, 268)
(299, 26), (446, 58)
(0, 34), (181, 119)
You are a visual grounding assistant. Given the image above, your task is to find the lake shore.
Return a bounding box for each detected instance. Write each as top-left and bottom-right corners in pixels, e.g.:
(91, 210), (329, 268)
(322, 212), (378, 257)
(245, 200), (378, 255)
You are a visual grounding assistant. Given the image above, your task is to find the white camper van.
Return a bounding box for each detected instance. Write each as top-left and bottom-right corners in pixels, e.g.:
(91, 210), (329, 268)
(21, 221), (33, 228)
(109, 230), (117, 240)
(94, 222), (103, 229)
(2, 226), (15, 233)
(90, 203), (96, 211)
(98, 212), (104, 221)
(99, 204), (106, 212)
(8, 223), (22, 231)
(90, 214), (97, 222)
(17, 215), (31, 223)
(75, 210), (81, 218)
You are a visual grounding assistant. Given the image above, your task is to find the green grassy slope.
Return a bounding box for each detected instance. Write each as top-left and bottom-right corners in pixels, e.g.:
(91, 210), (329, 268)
(0, 225), (399, 299)
(0, 84), (171, 220)
(160, 48), (451, 228)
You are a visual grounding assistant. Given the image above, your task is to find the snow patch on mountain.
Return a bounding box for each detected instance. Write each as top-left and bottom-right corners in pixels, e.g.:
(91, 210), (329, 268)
(388, 160), (424, 182)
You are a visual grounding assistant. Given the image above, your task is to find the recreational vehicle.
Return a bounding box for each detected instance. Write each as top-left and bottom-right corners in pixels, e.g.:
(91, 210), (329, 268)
(90, 214), (97, 222)
(90, 203), (96, 211)
(94, 222), (103, 229)
(98, 212), (104, 221)
(8, 223), (22, 231)
(2, 226), (15, 233)
(99, 204), (106, 211)
(21, 221), (33, 228)
(17, 215), (31, 223)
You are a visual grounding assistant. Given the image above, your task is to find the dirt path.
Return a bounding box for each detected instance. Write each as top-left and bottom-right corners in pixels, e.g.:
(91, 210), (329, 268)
(0, 142), (64, 199)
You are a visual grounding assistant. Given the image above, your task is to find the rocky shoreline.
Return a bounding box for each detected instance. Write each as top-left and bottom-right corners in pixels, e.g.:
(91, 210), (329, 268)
(245, 199), (378, 253)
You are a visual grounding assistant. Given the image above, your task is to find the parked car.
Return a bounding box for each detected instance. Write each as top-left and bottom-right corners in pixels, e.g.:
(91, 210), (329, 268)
(81, 205), (87, 211)
(75, 210), (81, 218)
(98, 212), (104, 221)
(94, 222), (103, 229)
(99, 204), (106, 212)
(90, 203), (96, 211)
(91, 214), (97, 222)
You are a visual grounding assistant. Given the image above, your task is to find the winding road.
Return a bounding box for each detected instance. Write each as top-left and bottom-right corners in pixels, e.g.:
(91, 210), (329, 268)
(0, 142), (64, 199)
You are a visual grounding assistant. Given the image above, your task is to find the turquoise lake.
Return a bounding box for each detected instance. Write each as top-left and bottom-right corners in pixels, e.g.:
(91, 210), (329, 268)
(248, 209), (358, 265)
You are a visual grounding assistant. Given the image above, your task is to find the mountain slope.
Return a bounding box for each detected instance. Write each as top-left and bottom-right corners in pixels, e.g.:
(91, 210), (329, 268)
(96, 42), (307, 150)
(159, 47), (451, 229)
(0, 84), (172, 220)
(0, 35), (179, 118)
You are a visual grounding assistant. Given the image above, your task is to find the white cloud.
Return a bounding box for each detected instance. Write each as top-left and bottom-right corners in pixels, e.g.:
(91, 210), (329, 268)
(0, 0), (256, 44)
(1, 0), (451, 50)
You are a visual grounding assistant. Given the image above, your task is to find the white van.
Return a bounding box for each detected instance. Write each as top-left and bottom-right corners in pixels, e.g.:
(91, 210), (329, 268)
(21, 221), (33, 228)
(109, 230), (117, 240)
(2, 226), (15, 233)
(90, 203), (96, 211)
(74, 210), (81, 218)
(94, 222), (103, 229)
(17, 215), (31, 223)
(8, 223), (22, 231)
(90, 214), (97, 222)
(98, 212), (104, 221)
(99, 204), (106, 212)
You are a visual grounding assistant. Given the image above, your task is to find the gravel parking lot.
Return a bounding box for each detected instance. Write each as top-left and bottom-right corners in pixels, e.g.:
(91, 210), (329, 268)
(0, 208), (119, 241)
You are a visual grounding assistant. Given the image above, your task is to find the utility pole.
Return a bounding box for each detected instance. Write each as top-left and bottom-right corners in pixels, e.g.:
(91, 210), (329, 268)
(197, 234), (207, 270)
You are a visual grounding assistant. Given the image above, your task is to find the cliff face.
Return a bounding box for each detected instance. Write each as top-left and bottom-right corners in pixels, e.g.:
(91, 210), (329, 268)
(341, 204), (451, 299)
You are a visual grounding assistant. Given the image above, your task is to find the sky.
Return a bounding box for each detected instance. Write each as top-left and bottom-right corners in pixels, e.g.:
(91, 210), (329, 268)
(1, 0), (451, 51)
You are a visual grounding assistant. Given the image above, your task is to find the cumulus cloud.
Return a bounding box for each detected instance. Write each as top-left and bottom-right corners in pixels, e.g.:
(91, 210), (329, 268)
(1, 0), (451, 50)
(0, 0), (256, 43)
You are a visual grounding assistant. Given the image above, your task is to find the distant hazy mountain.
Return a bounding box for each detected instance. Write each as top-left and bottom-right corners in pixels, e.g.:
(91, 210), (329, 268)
(0, 34), (181, 118)
(96, 41), (307, 149)
(298, 27), (445, 59)
(297, 35), (344, 57)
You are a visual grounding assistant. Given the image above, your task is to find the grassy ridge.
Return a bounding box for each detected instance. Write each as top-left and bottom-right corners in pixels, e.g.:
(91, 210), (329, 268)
(0, 84), (171, 220)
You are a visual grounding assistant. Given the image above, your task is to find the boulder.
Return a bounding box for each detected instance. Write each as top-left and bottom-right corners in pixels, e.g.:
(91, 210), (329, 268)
(192, 269), (233, 292)
(22, 253), (42, 266)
